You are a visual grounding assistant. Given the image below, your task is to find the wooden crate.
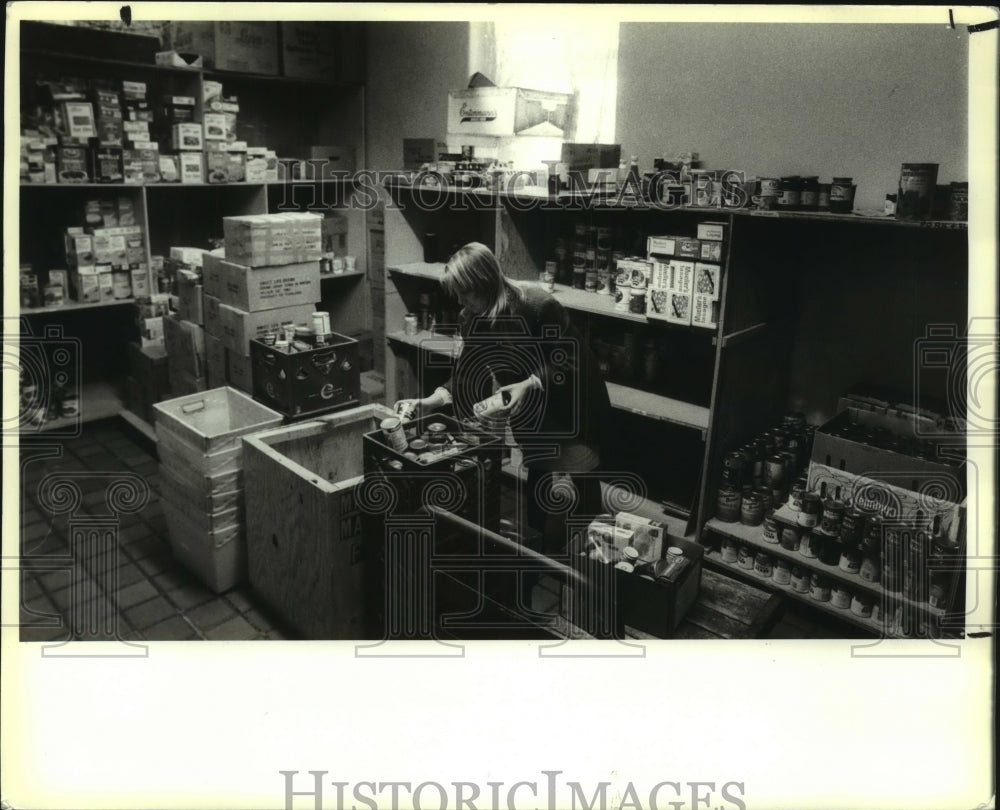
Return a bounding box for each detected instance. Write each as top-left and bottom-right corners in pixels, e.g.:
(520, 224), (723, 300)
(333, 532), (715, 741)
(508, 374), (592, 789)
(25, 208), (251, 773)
(242, 403), (394, 639)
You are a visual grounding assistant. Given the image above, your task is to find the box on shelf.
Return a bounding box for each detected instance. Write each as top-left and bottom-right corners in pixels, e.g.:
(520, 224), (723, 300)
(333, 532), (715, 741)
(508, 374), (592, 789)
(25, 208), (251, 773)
(245, 147), (268, 183)
(693, 262), (721, 299)
(172, 123), (203, 151)
(203, 113), (227, 142)
(61, 101), (97, 140)
(560, 143), (621, 173)
(179, 151), (204, 184)
(447, 86), (574, 138)
(204, 257), (321, 312)
(204, 296), (316, 355)
(696, 221), (726, 242)
(279, 22), (337, 80)
(56, 145), (89, 183)
(88, 146), (123, 183)
(166, 21), (279, 75)
(691, 294), (719, 329)
(223, 212), (323, 268)
(250, 333), (361, 417)
(170, 246), (209, 267)
(68, 266), (100, 303)
(242, 404), (395, 638)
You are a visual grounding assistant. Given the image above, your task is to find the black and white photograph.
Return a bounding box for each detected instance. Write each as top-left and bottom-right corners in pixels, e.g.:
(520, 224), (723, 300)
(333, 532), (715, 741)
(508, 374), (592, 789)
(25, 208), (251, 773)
(3, 3), (996, 809)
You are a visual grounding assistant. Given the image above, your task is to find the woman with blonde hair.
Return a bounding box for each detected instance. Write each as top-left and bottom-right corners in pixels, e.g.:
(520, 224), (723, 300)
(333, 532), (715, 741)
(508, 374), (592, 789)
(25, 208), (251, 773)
(395, 242), (611, 553)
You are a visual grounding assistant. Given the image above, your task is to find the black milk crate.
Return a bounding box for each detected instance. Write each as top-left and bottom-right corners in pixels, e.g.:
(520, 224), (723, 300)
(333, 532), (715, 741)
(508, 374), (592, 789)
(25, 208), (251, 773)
(250, 333), (360, 418)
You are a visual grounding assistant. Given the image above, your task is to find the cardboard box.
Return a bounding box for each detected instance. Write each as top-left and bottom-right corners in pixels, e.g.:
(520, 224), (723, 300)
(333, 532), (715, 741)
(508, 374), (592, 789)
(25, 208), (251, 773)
(225, 150), (246, 183)
(205, 145), (230, 183)
(560, 143), (621, 172)
(130, 266), (151, 297)
(69, 266), (101, 303)
(164, 315), (206, 378)
(403, 138), (443, 170)
(223, 213), (323, 268)
(693, 262), (721, 299)
(172, 123), (203, 151)
(202, 113), (227, 142)
(170, 246), (209, 267)
(158, 155), (180, 183)
(646, 235), (677, 258)
(447, 86), (573, 138)
(700, 241), (723, 262)
(65, 233), (94, 266)
(166, 21), (279, 75)
(208, 258), (321, 312)
(226, 349), (253, 393)
(56, 146), (89, 183)
(307, 145), (355, 179)
(205, 333), (226, 388)
(691, 293), (719, 329)
(61, 101), (97, 140)
(646, 288), (692, 326)
(204, 297), (316, 355)
(696, 221), (726, 242)
(179, 151), (204, 184)
(279, 22), (337, 80)
(177, 272), (204, 325)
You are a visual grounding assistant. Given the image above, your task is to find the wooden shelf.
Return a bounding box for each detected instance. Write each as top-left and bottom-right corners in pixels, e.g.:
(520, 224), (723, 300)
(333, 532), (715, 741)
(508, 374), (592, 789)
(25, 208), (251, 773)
(21, 47), (196, 76)
(20, 183), (144, 191)
(21, 298), (138, 316)
(21, 380), (122, 435)
(320, 270), (365, 281)
(387, 330), (462, 358)
(706, 549), (910, 638)
(703, 514), (946, 617)
(389, 262), (447, 281)
(605, 382), (710, 430)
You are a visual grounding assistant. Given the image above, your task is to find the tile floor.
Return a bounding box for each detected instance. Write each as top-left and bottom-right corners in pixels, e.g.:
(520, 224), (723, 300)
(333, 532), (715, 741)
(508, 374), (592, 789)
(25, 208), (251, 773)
(17, 416), (846, 642)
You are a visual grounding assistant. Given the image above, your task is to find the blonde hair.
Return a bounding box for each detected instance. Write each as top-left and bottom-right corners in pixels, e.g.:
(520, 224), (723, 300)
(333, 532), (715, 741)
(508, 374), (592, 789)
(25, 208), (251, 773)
(440, 242), (523, 320)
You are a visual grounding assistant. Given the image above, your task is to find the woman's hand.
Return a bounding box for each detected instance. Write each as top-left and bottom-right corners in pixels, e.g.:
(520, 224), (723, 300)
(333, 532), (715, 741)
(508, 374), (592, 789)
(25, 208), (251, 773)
(497, 376), (542, 416)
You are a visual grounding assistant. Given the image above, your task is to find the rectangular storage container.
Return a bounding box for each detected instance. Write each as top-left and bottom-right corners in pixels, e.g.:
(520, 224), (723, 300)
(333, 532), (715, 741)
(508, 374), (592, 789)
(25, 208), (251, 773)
(157, 422), (244, 476)
(249, 334), (360, 417)
(159, 464), (244, 520)
(153, 386), (283, 454)
(162, 497), (244, 593)
(243, 404), (395, 638)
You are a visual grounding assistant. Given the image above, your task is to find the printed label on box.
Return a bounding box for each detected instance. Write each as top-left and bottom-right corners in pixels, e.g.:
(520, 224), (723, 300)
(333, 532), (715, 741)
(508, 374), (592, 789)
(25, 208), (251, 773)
(693, 262), (721, 299)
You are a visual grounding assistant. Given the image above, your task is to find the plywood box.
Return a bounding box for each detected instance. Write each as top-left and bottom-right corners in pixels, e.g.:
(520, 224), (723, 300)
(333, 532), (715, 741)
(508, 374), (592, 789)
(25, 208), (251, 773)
(243, 404), (395, 638)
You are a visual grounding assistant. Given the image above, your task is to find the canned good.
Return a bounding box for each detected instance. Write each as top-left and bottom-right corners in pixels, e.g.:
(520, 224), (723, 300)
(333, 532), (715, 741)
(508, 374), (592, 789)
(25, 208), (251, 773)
(753, 486), (773, 513)
(762, 515), (779, 544)
(799, 176), (819, 211)
(716, 485), (742, 523)
(385, 459), (404, 471)
(736, 544), (755, 570)
(829, 177), (856, 214)
(830, 584), (852, 609)
(859, 549), (881, 583)
(838, 543), (862, 574)
(773, 559), (792, 586)
(799, 529), (824, 559)
(408, 438), (429, 453)
(59, 394), (79, 418)
(764, 454), (786, 487)
(753, 551), (773, 578)
(882, 525), (904, 593)
(615, 561), (635, 573)
(380, 417), (408, 453)
(820, 499), (845, 535)
(819, 535), (842, 567)
(740, 493), (764, 527)
(721, 536), (740, 564)
(721, 451), (746, 488)
(850, 594), (873, 618)
(404, 313), (419, 336)
(840, 508), (867, 547)
(395, 400), (417, 421)
(817, 183), (831, 210)
(809, 574), (831, 602)
(787, 482), (806, 512)
(797, 493), (821, 528)
(791, 566), (811, 593)
(776, 176), (801, 210)
(778, 521), (801, 552)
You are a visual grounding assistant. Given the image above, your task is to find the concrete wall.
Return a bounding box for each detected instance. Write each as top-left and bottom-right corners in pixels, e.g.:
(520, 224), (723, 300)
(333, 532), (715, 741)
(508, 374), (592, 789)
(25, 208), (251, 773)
(616, 23), (968, 211)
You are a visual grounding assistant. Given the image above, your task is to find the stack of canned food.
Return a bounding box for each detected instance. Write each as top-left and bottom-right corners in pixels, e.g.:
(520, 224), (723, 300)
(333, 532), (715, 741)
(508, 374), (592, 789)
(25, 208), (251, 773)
(548, 220), (630, 295)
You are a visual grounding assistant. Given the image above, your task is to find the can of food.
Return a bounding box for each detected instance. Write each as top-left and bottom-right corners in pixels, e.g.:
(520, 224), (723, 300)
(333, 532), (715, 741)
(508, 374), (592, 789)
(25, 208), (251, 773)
(380, 417), (408, 453)
(773, 558), (792, 585)
(797, 493), (821, 528)
(799, 176), (819, 210)
(776, 176), (801, 210)
(408, 438), (429, 453)
(615, 561), (635, 573)
(404, 313), (419, 336)
(753, 485), (773, 513)
(850, 594), (873, 618)
(791, 565), (810, 593)
(830, 584), (852, 609)
(800, 529), (824, 559)
(753, 551), (773, 578)
(758, 177), (780, 209)
(614, 285), (630, 312)
(628, 286), (646, 314)
(736, 544), (755, 570)
(716, 486), (742, 523)
(764, 454), (786, 487)
(721, 452), (746, 488)
(829, 177), (856, 214)
(787, 482), (806, 512)
(395, 400), (417, 422)
(896, 163), (939, 221)
(778, 520), (801, 552)
(838, 543), (862, 574)
(596, 226), (613, 251)
(740, 493), (764, 527)
(762, 515), (780, 544)
(818, 183), (831, 210)
(840, 508), (867, 548)
(540, 261), (557, 292)
(820, 499), (845, 535)
(819, 535), (842, 567)
(59, 393), (80, 418)
(721, 536), (740, 564)
(809, 573), (831, 602)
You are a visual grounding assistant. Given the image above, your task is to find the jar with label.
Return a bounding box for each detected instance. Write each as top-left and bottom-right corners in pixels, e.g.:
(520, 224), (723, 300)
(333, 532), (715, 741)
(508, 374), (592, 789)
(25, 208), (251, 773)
(949, 181), (968, 221)
(850, 594), (874, 618)
(740, 492), (764, 527)
(720, 536), (740, 564)
(840, 508), (867, 549)
(753, 551), (773, 578)
(762, 515), (780, 544)
(819, 534), (842, 567)
(753, 486), (773, 514)
(404, 313), (419, 336)
(764, 454), (786, 487)
(830, 584), (852, 610)
(799, 176), (820, 211)
(809, 573), (831, 602)
(829, 177), (856, 214)
(717, 486), (742, 522)
(859, 545), (881, 583)
(800, 529), (824, 559)
(820, 498), (845, 535)
(797, 493), (821, 528)
(884, 193), (898, 217)
(838, 541), (862, 574)
(721, 451), (746, 488)
(791, 565), (811, 593)
(773, 558), (792, 586)
(778, 520), (801, 552)
(817, 183), (831, 210)
(736, 544), (755, 570)
(776, 176), (801, 211)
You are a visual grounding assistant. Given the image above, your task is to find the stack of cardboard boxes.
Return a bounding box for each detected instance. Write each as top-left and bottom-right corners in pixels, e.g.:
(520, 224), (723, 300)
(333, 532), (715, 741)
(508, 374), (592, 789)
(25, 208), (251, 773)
(203, 213), (324, 397)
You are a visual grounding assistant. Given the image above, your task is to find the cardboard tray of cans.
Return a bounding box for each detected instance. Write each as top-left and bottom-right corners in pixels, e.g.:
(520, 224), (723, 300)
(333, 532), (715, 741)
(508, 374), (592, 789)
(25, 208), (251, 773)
(249, 333), (360, 418)
(811, 407), (964, 491)
(563, 523), (703, 639)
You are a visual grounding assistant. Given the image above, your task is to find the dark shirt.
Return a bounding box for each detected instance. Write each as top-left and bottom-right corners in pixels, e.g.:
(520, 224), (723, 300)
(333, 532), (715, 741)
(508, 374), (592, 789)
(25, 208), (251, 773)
(440, 285), (611, 465)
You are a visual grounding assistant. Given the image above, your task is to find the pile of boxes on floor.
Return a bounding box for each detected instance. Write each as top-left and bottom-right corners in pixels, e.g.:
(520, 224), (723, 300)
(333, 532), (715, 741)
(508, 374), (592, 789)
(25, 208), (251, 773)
(20, 196), (150, 310)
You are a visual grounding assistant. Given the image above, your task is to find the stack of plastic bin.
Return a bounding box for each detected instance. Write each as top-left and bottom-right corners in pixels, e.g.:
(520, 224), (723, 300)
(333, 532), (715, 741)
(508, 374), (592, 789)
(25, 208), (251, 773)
(153, 386), (283, 593)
